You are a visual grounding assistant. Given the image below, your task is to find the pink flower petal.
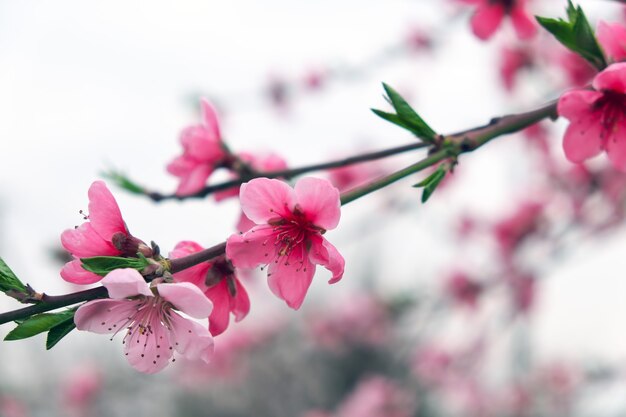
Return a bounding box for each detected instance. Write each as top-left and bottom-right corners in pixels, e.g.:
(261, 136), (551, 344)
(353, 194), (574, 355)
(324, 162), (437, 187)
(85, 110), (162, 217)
(470, 3), (505, 40)
(294, 177), (341, 230)
(267, 244), (316, 310)
(308, 235), (345, 284)
(124, 314), (173, 374)
(87, 181), (127, 240)
(75, 299), (140, 334)
(598, 21), (626, 62)
(174, 164), (215, 196)
(509, 6), (537, 40)
(205, 282), (231, 336)
(231, 278), (251, 322)
(605, 121), (626, 171)
(180, 126), (224, 163)
(102, 269), (153, 299)
(557, 90), (604, 120)
(239, 178), (296, 224)
(157, 282), (213, 319)
(61, 223), (119, 258)
(562, 113), (605, 163)
(61, 259), (105, 285)
(169, 241), (211, 288)
(236, 211), (256, 233)
(593, 62), (626, 93)
(168, 311), (214, 363)
(201, 98), (222, 142)
(226, 225), (280, 269)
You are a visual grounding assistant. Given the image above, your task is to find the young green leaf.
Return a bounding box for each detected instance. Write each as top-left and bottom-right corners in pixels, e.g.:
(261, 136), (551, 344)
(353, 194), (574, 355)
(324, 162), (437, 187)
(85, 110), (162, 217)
(413, 165), (447, 203)
(102, 170), (145, 195)
(80, 256), (150, 277)
(46, 317), (77, 350)
(0, 257), (27, 294)
(4, 309), (76, 341)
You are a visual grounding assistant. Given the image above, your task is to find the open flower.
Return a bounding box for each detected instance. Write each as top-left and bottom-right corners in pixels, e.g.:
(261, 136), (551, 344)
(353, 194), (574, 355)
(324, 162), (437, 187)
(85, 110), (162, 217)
(170, 241), (250, 336)
(167, 99), (227, 196)
(558, 63), (626, 170)
(60, 181), (151, 285)
(226, 177), (344, 309)
(461, 0), (536, 41)
(74, 268), (214, 374)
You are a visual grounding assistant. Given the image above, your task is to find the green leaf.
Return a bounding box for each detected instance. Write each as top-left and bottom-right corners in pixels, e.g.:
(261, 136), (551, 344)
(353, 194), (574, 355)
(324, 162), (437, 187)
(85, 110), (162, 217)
(0, 258), (27, 294)
(102, 170), (145, 195)
(413, 165), (447, 203)
(46, 317), (77, 350)
(371, 109), (417, 133)
(536, 2), (607, 70)
(80, 256), (150, 277)
(4, 309), (75, 341)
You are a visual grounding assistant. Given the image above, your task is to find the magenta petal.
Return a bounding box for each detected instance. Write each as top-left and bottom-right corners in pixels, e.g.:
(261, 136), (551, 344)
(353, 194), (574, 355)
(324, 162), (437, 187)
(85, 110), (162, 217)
(593, 63), (626, 93)
(239, 178), (296, 223)
(562, 114), (604, 163)
(75, 299), (139, 334)
(226, 225), (279, 269)
(557, 90), (604, 120)
(205, 282), (231, 336)
(231, 278), (251, 322)
(87, 181), (127, 240)
(102, 269), (152, 299)
(470, 4), (504, 40)
(598, 21), (626, 62)
(605, 122), (626, 171)
(294, 177), (341, 230)
(175, 164), (214, 196)
(200, 98), (222, 142)
(124, 315), (173, 374)
(267, 244), (316, 310)
(61, 223), (118, 258)
(169, 241), (210, 288)
(180, 126), (225, 163)
(509, 6), (537, 40)
(157, 282), (213, 319)
(168, 312), (214, 363)
(308, 236), (345, 284)
(61, 259), (104, 285)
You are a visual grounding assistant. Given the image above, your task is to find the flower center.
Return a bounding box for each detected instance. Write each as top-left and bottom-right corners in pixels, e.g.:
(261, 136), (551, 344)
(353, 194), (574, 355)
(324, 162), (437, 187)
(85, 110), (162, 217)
(490, 0), (516, 12)
(593, 90), (626, 141)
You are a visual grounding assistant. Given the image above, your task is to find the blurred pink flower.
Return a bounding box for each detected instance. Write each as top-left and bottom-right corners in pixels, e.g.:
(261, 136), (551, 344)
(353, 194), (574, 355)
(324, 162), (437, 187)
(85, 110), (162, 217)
(598, 21), (626, 63)
(558, 63), (626, 170)
(167, 99), (227, 196)
(332, 376), (416, 417)
(74, 268), (214, 374)
(444, 271), (483, 309)
(62, 364), (103, 416)
(412, 345), (453, 386)
(226, 177), (344, 309)
(0, 396), (29, 417)
(328, 162), (383, 193)
(60, 181), (151, 285)
(493, 201), (544, 257)
(461, 0), (536, 41)
(558, 50), (597, 87)
(500, 46), (532, 91)
(170, 241), (250, 336)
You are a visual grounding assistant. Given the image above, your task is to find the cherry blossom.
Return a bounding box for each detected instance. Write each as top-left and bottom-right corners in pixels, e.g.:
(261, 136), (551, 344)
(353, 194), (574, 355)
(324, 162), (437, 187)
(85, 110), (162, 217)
(60, 181), (151, 285)
(598, 21), (626, 63)
(167, 99), (227, 196)
(460, 0), (537, 41)
(226, 177), (344, 309)
(170, 241), (250, 336)
(558, 63), (626, 170)
(74, 269), (214, 374)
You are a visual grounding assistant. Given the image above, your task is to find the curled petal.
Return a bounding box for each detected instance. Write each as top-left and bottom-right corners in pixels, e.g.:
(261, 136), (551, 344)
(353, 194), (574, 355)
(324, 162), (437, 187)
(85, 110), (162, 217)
(61, 259), (105, 285)
(470, 3), (504, 40)
(308, 236), (345, 284)
(205, 283), (231, 336)
(226, 225), (279, 269)
(102, 269), (153, 299)
(168, 312), (214, 363)
(267, 244), (316, 310)
(294, 177), (341, 230)
(87, 181), (127, 240)
(239, 178), (296, 224)
(593, 62), (626, 93)
(158, 282), (213, 319)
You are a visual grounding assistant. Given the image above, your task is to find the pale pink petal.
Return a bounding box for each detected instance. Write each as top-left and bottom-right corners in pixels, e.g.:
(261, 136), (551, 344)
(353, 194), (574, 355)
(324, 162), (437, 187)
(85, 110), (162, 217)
(61, 259), (105, 285)
(605, 121), (626, 171)
(75, 299), (140, 334)
(204, 282), (231, 336)
(239, 178), (296, 224)
(168, 312), (214, 363)
(61, 223), (119, 258)
(166, 154), (195, 176)
(557, 90), (604, 120)
(593, 62), (626, 93)
(562, 114), (605, 163)
(174, 164), (214, 196)
(169, 241), (210, 287)
(201, 98), (222, 141)
(509, 6), (537, 40)
(598, 21), (626, 62)
(236, 211), (256, 233)
(180, 126), (224, 162)
(267, 244), (316, 310)
(87, 181), (127, 240)
(308, 236), (345, 284)
(470, 3), (505, 40)
(294, 177), (341, 230)
(226, 225), (280, 269)
(157, 282), (213, 319)
(124, 315), (173, 374)
(102, 269), (153, 299)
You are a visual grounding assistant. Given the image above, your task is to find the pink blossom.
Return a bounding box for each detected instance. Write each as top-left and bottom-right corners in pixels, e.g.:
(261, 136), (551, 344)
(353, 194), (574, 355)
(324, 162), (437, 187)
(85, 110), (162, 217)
(558, 63), (626, 170)
(444, 271), (483, 309)
(0, 397), (29, 417)
(74, 268), (214, 374)
(412, 345), (453, 386)
(462, 0), (537, 41)
(507, 273), (535, 313)
(598, 21), (626, 63)
(500, 46), (532, 91)
(170, 241), (250, 336)
(60, 181), (151, 285)
(167, 99), (227, 196)
(226, 177), (344, 309)
(332, 376), (416, 417)
(62, 364), (103, 416)
(558, 50), (596, 87)
(328, 162), (384, 193)
(493, 201), (543, 257)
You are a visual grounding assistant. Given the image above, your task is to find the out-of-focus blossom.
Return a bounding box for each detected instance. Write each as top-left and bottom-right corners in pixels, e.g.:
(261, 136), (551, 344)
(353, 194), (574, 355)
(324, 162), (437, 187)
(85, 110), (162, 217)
(167, 99), (227, 196)
(0, 396), (29, 417)
(558, 63), (626, 170)
(598, 21), (626, 63)
(328, 162), (383, 193)
(493, 201), (544, 257)
(226, 177), (344, 309)
(405, 27), (432, 52)
(60, 181), (151, 285)
(74, 269), (214, 374)
(500, 46), (533, 91)
(460, 0), (537, 41)
(507, 273), (535, 313)
(170, 241), (250, 337)
(558, 50), (597, 87)
(412, 345), (453, 386)
(444, 271), (483, 309)
(62, 364), (103, 417)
